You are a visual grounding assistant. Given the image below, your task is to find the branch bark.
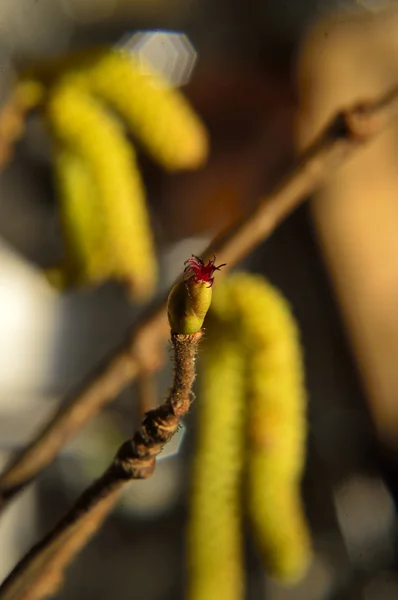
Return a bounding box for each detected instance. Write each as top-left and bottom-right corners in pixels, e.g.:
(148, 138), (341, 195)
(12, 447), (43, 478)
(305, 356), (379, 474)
(0, 332), (202, 600)
(1, 86), (398, 513)
(0, 81), (43, 168)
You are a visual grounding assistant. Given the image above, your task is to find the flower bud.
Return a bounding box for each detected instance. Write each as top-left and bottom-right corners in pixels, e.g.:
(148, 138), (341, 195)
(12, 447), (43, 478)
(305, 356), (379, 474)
(167, 256), (225, 334)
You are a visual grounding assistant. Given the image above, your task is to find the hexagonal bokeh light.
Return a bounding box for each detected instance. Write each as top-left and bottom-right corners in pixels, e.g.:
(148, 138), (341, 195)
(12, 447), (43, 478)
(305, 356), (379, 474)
(117, 30), (197, 86)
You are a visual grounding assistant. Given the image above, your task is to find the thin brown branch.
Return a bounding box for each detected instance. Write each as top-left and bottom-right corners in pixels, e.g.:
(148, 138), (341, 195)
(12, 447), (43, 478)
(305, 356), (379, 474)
(0, 332), (202, 600)
(0, 81), (44, 169)
(1, 86), (398, 512)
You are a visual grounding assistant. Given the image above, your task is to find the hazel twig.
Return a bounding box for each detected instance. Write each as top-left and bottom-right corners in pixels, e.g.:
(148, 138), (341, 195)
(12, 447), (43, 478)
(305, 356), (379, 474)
(1, 86), (398, 512)
(0, 257), (219, 600)
(0, 80), (44, 169)
(0, 331), (202, 600)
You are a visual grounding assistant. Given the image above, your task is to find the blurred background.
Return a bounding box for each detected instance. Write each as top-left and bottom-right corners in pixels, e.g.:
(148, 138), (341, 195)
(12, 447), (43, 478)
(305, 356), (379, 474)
(2, 0), (398, 599)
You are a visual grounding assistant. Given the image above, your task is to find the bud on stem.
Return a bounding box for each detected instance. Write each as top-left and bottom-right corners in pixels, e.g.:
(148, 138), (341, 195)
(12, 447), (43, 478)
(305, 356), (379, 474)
(167, 255), (226, 334)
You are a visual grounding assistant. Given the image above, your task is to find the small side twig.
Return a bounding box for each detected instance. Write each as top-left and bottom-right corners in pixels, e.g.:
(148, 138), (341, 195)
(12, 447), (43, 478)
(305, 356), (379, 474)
(1, 86), (398, 511)
(0, 331), (202, 600)
(0, 81), (44, 169)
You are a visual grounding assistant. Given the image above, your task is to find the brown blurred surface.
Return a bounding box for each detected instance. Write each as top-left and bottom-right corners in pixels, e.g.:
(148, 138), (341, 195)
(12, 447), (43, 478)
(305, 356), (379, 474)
(147, 59), (295, 243)
(298, 7), (398, 448)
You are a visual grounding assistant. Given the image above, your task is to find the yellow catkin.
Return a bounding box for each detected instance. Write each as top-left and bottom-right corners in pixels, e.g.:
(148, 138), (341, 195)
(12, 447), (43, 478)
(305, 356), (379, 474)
(45, 80), (157, 300)
(52, 148), (109, 286)
(188, 328), (246, 600)
(79, 50), (208, 171)
(219, 273), (312, 583)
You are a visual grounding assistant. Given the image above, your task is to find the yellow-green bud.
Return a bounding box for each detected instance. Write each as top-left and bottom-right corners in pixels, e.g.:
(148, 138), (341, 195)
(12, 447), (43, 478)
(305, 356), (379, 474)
(167, 255), (225, 334)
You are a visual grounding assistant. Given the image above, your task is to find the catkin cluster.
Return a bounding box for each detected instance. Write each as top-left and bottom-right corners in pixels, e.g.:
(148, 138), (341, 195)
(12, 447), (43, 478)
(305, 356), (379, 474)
(18, 48), (208, 299)
(188, 273), (312, 600)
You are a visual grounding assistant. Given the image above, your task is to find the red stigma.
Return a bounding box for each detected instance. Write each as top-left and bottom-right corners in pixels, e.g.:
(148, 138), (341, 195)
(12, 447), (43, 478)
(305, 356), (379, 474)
(184, 255), (226, 287)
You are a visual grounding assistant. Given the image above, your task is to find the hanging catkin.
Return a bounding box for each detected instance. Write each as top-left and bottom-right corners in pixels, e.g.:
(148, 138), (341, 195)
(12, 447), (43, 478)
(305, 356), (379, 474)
(16, 47), (209, 297)
(45, 79), (157, 300)
(188, 323), (246, 600)
(188, 272), (311, 599)
(20, 48), (208, 171)
(227, 273), (311, 582)
(49, 148), (107, 287)
(81, 50), (208, 171)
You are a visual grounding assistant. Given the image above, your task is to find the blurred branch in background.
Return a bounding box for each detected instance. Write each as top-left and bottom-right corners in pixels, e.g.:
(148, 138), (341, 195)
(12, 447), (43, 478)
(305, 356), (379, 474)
(0, 81), (44, 169)
(0, 80), (396, 598)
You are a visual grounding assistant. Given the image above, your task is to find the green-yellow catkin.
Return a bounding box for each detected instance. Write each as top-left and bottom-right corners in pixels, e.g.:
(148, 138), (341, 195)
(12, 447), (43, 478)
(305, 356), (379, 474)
(51, 148), (109, 287)
(167, 279), (213, 334)
(221, 273), (312, 583)
(80, 50), (208, 171)
(188, 327), (246, 600)
(45, 80), (157, 300)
